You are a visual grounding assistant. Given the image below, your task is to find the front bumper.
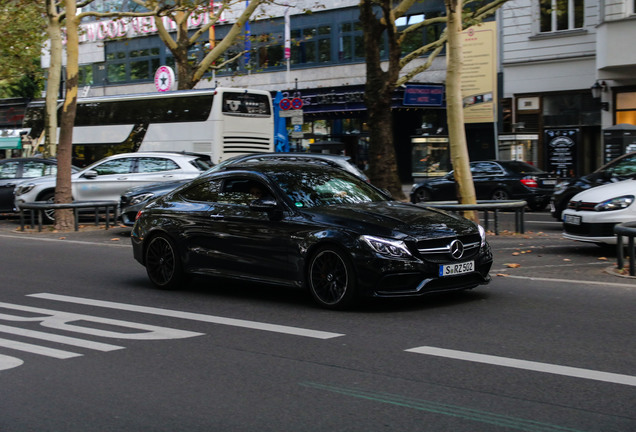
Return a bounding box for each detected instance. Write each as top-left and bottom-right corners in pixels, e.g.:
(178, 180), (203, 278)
(356, 242), (493, 298)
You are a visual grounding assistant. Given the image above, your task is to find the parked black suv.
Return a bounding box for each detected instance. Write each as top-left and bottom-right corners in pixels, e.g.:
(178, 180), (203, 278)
(550, 152), (636, 220)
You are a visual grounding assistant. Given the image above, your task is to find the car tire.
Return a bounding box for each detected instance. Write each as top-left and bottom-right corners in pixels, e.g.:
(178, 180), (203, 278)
(39, 191), (56, 224)
(491, 189), (509, 200)
(307, 246), (357, 310)
(412, 187), (431, 203)
(144, 234), (186, 290)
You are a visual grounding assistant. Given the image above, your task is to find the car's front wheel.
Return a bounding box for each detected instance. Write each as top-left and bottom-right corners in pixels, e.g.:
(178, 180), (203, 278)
(39, 191), (56, 224)
(307, 246), (357, 309)
(412, 187), (431, 203)
(144, 234), (185, 290)
(491, 189), (509, 200)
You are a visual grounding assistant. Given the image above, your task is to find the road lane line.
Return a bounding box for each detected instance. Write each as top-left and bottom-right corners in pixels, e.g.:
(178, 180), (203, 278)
(28, 293), (344, 340)
(406, 346), (636, 387)
(0, 324), (124, 352)
(0, 337), (81, 359)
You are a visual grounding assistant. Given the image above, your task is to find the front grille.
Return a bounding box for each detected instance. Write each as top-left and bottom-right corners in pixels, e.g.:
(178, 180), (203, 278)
(564, 222), (617, 237)
(567, 201), (597, 211)
(413, 234), (482, 263)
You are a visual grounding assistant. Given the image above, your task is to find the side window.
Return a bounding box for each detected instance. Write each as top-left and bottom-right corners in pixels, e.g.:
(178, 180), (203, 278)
(608, 155), (636, 177)
(138, 157), (180, 173)
(218, 178), (268, 206)
(22, 161), (56, 178)
(179, 179), (221, 202)
(0, 161), (19, 179)
(93, 158), (134, 175)
(470, 162), (490, 177)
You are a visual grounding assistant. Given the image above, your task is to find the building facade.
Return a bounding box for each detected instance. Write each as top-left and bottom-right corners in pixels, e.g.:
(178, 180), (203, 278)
(23, 0), (636, 178)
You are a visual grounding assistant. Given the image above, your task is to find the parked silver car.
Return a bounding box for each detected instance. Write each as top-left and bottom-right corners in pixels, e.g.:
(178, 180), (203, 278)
(14, 151), (211, 222)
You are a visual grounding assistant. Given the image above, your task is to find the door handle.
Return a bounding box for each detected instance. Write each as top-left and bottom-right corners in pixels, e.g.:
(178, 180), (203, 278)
(117, 177), (129, 180)
(209, 214), (224, 219)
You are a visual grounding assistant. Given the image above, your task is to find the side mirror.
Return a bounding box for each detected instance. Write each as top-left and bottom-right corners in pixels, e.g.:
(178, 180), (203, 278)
(82, 170), (98, 179)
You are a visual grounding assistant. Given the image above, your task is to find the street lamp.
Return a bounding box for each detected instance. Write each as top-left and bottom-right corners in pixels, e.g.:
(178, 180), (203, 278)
(591, 80), (609, 111)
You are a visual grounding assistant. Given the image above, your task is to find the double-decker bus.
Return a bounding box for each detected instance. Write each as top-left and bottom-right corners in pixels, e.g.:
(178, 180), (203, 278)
(23, 88), (274, 167)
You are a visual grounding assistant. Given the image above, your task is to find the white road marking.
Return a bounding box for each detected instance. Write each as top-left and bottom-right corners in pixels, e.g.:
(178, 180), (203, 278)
(406, 346), (636, 387)
(0, 302), (202, 340)
(0, 354), (24, 371)
(0, 337), (81, 359)
(29, 293), (345, 340)
(0, 324), (124, 352)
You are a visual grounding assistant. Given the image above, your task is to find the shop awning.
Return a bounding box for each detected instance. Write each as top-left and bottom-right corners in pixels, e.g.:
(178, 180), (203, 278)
(0, 137), (21, 150)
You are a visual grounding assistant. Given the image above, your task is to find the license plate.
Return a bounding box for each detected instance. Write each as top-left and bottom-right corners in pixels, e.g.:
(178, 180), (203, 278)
(542, 179), (557, 185)
(439, 261), (474, 277)
(564, 214), (581, 225)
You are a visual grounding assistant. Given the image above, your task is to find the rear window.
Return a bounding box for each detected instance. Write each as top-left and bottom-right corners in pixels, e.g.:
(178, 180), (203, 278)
(190, 157), (213, 171)
(502, 161), (545, 174)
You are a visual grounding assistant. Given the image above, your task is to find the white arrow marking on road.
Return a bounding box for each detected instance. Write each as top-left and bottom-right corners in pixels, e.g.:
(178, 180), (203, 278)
(0, 324), (124, 352)
(406, 346), (636, 387)
(29, 293), (344, 340)
(0, 337), (81, 359)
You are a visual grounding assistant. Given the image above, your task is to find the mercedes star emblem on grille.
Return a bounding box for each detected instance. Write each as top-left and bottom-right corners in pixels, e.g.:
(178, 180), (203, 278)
(449, 239), (464, 259)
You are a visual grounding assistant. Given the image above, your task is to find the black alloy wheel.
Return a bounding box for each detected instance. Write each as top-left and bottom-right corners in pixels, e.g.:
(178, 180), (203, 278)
(413, 187), (431, 203)
(307, 246), (356, 309)
(145, 234), (185, 289)
(491, 189), (509, 200)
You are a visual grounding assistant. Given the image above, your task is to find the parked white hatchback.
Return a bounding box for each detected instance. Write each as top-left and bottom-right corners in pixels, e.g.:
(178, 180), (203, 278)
(14, 152), (211, 222)
(562, 179), (636, 244)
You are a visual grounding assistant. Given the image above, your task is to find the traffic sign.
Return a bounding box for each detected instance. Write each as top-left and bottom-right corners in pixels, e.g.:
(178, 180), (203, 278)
(279, 98), (291, 110)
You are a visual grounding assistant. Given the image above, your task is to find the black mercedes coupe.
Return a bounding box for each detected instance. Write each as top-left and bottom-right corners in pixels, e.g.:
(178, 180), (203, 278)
(131, 160), (493, 309)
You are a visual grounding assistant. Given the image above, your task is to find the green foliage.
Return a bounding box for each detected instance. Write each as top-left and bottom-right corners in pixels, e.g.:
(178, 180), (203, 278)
(0, 0), (46, 97)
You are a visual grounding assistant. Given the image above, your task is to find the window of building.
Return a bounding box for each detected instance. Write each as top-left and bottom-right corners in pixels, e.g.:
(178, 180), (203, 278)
(339, 22), (365, 62)
(79, 65), (94, 86)
(540, 0), (584, 32)
(616, 91), (636, 126)
(105, 43), (162, 84)
(291, 25), (332, 65)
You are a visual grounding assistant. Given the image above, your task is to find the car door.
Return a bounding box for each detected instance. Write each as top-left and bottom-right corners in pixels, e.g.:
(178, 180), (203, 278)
(181, 175), (299, 285)
(0, 160), (20, 212)
(73, 157), (137, 201)
(470, 161), (505, 200)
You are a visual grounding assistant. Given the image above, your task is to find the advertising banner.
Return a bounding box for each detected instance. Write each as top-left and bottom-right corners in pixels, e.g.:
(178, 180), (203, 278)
(545, 128), (580, 177)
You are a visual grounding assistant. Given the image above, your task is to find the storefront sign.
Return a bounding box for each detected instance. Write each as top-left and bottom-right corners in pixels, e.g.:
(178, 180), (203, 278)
(154, 66), (175, 92)
(545, 128), (579, 177)
(403, 85), (444, 107)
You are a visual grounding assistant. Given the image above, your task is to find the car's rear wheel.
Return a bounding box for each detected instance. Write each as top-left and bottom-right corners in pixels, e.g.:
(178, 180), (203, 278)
(491, 189), (509, 200)
(145, 234), (185, 290)
(412, 187), (431, 203)
(307, 246), (357, 309)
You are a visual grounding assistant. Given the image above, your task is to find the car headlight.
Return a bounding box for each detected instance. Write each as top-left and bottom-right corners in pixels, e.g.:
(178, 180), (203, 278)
(478, 224), (486, 248)
(15, 184), (35, 196)
(361, 235), (412, 259)
(129, 193), (155, 205)
(594, 195), (634, 212)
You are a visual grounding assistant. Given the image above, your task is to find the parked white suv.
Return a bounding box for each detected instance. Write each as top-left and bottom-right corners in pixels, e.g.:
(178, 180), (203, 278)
(14, 152), (211, 222)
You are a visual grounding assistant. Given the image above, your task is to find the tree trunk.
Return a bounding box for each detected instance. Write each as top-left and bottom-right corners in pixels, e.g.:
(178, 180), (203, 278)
(44, 0), (61, 158)
(54, 0), (80, 231)
(445, 0), (478, 222)
(360, 0), (405, 200)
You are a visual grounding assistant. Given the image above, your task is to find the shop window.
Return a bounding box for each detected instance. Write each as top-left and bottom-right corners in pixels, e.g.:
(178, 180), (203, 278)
(539, 0), (584, 32)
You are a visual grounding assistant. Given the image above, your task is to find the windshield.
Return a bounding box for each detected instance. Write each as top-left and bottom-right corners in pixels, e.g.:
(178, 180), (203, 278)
(268, 168), (387, 208)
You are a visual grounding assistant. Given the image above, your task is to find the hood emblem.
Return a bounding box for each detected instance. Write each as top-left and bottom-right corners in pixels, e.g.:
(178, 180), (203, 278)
(449, 239), (464, 260)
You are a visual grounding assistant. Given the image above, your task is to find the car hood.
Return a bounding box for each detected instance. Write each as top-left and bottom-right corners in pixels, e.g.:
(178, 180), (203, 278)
(571, 179), (636, 202)
(302, 201), (477, 239)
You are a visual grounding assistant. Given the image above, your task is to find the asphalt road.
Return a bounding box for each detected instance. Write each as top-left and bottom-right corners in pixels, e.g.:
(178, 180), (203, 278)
(0, 212), (634, 431)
